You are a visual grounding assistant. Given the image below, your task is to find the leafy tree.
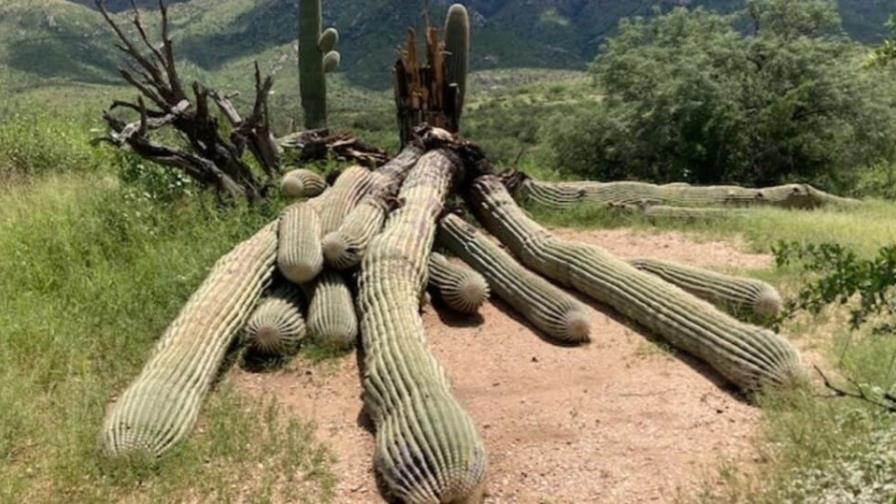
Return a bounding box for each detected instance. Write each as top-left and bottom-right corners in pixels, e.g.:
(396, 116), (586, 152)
(544, 0), (896, 191)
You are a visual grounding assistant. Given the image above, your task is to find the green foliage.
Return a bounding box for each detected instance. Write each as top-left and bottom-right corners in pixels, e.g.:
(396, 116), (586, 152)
(544, 1), (896, 193)
(774, 241), (896, 332)
(0, 174), (334, 501)
(0, 105), (113, 178)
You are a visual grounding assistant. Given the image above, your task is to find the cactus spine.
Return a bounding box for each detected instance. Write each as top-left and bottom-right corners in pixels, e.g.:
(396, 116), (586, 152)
(322, 146), (423, 270)
(444, 4), (470, 117)
(243, 284), (307, 357)
(630, 258), (783, 321)
(471, 175), (805, 392)
(278, 202), (324, 284)
(281, 168), (327, 198)
(102, 222), (278, 458)
(299, 0), (339, 130)
(438, 215), (590, 343)
(427, 251), (490, 315)
(306, 270), (359, 350)
(358, 149), (486, 503)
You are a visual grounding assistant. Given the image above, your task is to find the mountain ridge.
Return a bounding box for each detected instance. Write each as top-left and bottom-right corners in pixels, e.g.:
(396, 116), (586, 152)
(3, 0), (895, 91)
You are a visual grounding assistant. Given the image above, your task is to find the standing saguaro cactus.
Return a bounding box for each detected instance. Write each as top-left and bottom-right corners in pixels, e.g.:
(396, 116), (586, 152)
(444, 4), (470, 117)
(299, 0), (340, 130)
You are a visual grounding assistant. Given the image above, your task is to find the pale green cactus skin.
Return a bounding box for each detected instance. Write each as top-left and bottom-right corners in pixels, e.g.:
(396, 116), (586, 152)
(281, 169), (327, 199)
(306, 270), (358, 350)
(427, 251), (490, 315)
(444, 4), (470, 117)
(101, 222), (278, 458)
(278, 202), (324, 284)
(299, 0), (340, 130)
(438, 215), (590, 344)
(518, 178), (859, 209)
(630, 258), (782, 321)
(472, 175), (805, 392)
(358, 149), (487, 503)
(243, 284), (307, 357)
(322, 146), (423, 270)
(316, 166), (375, 235)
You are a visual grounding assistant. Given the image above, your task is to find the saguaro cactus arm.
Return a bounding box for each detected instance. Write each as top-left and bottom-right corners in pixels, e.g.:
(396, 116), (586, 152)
(438, 216), (590, 343)
(281, 168), (327, 199)
(322, 146), (423, 270)
(630, 258), (783, 321)
(427, 251), (490, 315)
(102, 221), (278, 458)
(358, 146), (487, 503)
(471, 175), (805, 392)
(509, 174), (860, 209)
(243, 284), (307, 357)
(278, 202), (324, 284)
(306, 270), (359, 350)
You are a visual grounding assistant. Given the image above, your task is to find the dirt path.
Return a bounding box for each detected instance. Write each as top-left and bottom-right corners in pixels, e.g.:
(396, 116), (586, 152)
(233, 228), (770, 503)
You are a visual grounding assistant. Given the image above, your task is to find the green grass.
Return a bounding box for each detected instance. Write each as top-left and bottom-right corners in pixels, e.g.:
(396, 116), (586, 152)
(0, 174), (335, 502)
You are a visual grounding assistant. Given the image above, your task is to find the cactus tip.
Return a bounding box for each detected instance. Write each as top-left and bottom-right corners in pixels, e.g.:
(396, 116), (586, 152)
(458, 276), (489, 309)
(281, 175), (305, 197)
(565, 310), (592, 343)
(321, 232), (349, 265)
(755, 288), (783, 319)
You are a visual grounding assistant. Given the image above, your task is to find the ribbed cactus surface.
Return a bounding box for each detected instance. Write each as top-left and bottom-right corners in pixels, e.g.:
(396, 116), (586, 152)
(306, 270), (358, 350)
(358, 149), (486, 503)
(472, 175), (804, 392)
(518, 178), (858, 209)
(102, 222), (278, 458)
(444, 4), (470, 117)
(281, 168), (327, 198)
(243, 284), (307, 357)
(317, 166), (375, 235)
(322, 146), (423, 270)
(630, 258), (782, 321)
(427, 251), (490, 315)
(277, 202), (324, 284)
(438, 215), (590, 344)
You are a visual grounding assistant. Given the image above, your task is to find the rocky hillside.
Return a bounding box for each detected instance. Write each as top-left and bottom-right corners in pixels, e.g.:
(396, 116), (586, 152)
(3, 0), (894, 91)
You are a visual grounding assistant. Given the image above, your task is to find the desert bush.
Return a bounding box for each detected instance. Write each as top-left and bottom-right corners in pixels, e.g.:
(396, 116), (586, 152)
(543, 0), (896, 192)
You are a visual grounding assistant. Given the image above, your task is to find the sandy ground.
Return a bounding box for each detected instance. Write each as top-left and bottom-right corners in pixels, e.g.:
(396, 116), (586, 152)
(233, 228), (772, 503)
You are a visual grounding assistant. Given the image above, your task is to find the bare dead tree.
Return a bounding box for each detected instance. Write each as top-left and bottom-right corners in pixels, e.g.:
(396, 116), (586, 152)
(93, 0), (279, 203)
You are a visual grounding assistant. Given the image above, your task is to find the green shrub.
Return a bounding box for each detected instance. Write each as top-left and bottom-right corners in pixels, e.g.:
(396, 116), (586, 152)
(544, 0), (896, 193)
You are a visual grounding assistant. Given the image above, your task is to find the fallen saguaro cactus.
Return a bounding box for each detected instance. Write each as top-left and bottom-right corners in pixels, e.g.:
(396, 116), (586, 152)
(438, 215), (590, 344)
(305, 270), (358, 350)
(281, 168), (327, 198)
(242, 284), (307, 357)
(101, 221), (278, 458)
(277, 202), (324, 284)
(472, 175), (805, 392)
(322, 146), (423, 269)
(358, 147), (487, 503)
(611, 203), (749, 220)
(630, 258), (783, 321)
(316, 166), (375, 235)
(427, 251), (490, 315)
(508, 173), (859, 210)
